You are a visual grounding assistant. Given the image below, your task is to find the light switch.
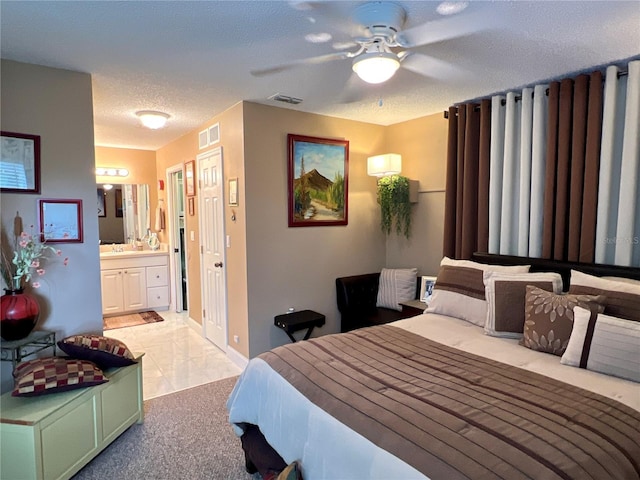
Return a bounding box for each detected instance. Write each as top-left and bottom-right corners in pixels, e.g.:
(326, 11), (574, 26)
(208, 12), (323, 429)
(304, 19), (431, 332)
(226, 235), (230, 248)
(190, 231), (195, 241)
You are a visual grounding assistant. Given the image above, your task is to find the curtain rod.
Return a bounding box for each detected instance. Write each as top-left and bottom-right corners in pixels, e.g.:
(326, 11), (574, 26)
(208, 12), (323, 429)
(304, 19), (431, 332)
(443, 68), (630, 118)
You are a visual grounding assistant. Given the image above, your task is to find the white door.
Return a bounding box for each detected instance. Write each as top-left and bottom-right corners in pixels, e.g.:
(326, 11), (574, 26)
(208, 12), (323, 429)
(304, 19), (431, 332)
(197, 147), (227, 351)
(167, 167), (186, 312)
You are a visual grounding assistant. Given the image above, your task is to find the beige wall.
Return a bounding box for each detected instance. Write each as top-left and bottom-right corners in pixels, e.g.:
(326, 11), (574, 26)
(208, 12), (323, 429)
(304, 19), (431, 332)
(242, 102), (388, 357)
(1, 60), (100, 393)
(384, 113), (449, 277)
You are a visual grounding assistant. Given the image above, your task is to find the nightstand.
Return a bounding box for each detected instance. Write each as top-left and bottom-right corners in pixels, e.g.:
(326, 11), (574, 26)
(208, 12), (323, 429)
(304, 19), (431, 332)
(399, 299), (427, 317)
(274, 309), (325, 342)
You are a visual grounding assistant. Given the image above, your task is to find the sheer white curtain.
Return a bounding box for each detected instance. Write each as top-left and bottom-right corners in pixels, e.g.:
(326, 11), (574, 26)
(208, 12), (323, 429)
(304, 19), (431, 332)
(595, 60), (640, 266)
(489, 88), (547, 256)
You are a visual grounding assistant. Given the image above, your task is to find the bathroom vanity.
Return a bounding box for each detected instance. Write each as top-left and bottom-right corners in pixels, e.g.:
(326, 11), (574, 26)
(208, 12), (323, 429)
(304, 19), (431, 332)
(99, 249), (170, 316)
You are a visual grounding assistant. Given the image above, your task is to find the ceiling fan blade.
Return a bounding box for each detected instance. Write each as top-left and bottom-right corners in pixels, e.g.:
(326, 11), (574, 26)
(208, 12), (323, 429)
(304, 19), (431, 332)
(395, 9), (495, 48)
(250, 51), (353, 77)
(400, 53), (467, 82)
(338, 74), (367, 104)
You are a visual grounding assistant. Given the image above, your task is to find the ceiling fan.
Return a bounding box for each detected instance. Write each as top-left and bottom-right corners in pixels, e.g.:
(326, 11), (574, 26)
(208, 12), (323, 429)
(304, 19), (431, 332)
(251, 1), (484, 85)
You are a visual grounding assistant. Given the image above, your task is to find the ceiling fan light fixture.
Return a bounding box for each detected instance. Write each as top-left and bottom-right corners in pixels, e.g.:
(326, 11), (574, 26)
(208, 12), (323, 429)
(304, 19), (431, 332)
(352, 52), (400, 84)
(136, 110), (170, 129)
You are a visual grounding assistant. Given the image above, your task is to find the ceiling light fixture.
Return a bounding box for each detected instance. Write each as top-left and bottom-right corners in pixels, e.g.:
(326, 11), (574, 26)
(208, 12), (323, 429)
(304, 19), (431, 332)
(436, 1), (469, 16)
(136, 110), (170, 129)
(102, 184), (114, 191)
(352, 45), (400, 84)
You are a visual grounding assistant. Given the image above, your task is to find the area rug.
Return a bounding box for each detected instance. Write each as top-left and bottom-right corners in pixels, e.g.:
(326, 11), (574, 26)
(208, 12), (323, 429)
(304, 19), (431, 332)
(72, 376), (258, 479)
(103, 310), (164, 330)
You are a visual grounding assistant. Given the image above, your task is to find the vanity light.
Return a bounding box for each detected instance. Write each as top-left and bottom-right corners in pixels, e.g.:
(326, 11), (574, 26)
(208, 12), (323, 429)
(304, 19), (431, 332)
(367, 153), (402, 177)
(136, 110), (170, 129)
(95, 167), (129, 177)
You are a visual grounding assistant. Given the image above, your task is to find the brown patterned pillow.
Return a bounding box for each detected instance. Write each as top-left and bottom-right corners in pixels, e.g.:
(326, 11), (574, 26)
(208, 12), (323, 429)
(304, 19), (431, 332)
(521, 286), (605, 356)
(12, 357), (107, 397)
(58, 334), (137, 369)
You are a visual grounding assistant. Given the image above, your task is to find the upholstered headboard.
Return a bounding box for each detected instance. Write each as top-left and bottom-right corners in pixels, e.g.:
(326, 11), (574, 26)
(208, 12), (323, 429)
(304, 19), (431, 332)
(472, 252), (640, 289)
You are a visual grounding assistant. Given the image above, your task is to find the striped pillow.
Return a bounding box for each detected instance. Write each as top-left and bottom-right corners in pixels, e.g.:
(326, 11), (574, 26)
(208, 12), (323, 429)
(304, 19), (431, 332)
(561, 307), (640, 382)
(425, 257), (530, 326)
(376, 268), (418, 312)
(569, 270), (640, 322)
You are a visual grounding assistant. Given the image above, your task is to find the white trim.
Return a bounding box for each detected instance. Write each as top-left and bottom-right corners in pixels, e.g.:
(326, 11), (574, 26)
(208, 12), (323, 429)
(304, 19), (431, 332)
(186, 315), (203, 334)
(226, 345), (249, 370)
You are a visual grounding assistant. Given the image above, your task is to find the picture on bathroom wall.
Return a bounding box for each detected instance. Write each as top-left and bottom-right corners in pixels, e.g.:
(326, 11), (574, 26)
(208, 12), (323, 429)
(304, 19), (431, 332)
(97, 188), (106, 217)
(115, 188), (123, 217)
(287, 134), (349, 227)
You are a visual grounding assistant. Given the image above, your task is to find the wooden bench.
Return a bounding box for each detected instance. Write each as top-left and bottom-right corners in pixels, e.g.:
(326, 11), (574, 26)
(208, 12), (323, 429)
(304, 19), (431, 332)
(0, 353), (144, 480)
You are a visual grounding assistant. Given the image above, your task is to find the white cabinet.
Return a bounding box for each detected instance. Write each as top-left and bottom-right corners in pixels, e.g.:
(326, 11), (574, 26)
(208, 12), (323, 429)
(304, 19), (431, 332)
(100, 252), (169, 315)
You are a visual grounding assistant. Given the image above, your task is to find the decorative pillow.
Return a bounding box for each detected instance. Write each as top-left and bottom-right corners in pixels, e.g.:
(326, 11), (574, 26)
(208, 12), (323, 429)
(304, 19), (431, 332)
(483, 272), (563, 338)
(277, 461), (303, 480)
(521, 286), (606, 356)
(58, 334), (137, 369)
(12, 356), (107, 397)
(569, 270), (640, 322)
(376, 268), (418, 312)
(561, 307), (640, 382)
(425, 257), (530, 326)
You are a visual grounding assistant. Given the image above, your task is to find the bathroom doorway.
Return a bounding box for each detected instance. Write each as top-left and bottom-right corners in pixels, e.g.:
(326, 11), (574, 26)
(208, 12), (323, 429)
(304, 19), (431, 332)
(167, 166), (188, 312)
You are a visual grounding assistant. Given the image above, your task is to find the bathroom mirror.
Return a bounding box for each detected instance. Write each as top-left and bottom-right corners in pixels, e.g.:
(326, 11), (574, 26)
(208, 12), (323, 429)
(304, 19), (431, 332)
(97, 184), (150, 244)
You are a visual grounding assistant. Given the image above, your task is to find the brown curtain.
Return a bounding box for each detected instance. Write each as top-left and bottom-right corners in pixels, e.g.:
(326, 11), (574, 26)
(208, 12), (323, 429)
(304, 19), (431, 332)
(542, 72), (603, 261)
(443, 101), (491, 259)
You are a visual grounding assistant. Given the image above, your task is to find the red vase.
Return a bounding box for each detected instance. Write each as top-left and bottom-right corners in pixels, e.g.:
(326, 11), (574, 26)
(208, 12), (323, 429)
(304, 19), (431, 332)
(1, 288), (40, 341)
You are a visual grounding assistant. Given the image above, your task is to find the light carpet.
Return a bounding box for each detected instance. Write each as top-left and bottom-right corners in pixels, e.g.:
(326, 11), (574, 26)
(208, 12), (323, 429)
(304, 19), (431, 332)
(72, 376), (256, 480)
(103, 310), (164, 330)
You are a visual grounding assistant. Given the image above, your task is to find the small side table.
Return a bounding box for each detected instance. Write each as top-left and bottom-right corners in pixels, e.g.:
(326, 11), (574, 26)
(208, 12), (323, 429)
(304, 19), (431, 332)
(274, 310), (325, 342)
(399, 299), (427, 317)
(0, 330), (56, 369)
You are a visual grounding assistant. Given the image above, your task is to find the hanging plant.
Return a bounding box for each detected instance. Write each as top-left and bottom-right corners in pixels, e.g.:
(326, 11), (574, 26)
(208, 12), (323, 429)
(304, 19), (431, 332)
(376, 174), (412, 239)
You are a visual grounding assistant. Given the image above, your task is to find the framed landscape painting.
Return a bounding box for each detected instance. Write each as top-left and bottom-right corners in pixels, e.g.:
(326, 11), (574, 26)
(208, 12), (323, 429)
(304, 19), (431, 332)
(287, 134), (349, 227)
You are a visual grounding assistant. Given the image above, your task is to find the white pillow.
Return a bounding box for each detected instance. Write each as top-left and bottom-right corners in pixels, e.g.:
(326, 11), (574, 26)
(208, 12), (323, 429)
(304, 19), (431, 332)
(376, 268), (418, 312)
(483, 271), (563, 338)
(561, 307), (640, 383)
(569, 270), (640, 322)
(425, 257), (530, 326)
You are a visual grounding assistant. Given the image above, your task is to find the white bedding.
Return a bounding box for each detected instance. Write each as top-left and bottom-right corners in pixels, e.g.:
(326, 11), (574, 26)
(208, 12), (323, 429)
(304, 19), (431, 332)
(227, 313), (640, 480)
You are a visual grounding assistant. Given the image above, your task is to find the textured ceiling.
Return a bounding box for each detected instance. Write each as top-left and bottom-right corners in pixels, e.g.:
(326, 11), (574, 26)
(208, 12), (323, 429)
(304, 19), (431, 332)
(1, 1), (639, 151)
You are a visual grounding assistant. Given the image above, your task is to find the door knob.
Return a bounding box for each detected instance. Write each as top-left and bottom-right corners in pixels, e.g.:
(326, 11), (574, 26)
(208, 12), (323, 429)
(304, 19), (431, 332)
(214, 262), (223, 268)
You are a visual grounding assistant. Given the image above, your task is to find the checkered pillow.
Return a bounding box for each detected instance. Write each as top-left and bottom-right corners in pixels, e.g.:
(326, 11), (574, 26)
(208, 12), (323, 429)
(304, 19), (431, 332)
(12, 357), (107, 397)
(58, 334), (137, 369)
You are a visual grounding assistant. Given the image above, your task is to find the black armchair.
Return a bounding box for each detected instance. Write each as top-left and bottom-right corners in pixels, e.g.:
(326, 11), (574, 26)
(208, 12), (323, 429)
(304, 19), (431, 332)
(336, 273), (416, 333)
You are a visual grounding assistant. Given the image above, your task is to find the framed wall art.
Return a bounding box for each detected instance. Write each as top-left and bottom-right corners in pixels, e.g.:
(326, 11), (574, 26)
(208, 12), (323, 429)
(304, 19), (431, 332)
(228, 177), (238, 206)
(287, 134), (349, 227)
(115, 188), (123, 217)
(39, 199), (83, 243)
(188, 197), (195, 216)
(97, 188), (106, 217)
(185, 160), (196, 197)
(0, 131), (41, 194)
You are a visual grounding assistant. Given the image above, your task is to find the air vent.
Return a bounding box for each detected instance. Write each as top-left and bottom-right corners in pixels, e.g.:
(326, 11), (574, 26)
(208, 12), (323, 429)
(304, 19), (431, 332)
(268, 93), (303, 105)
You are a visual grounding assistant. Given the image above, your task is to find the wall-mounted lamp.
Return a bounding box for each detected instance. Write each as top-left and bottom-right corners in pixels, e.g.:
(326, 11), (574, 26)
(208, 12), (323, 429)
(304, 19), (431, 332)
(96, 167), (129, 177)
(367, 153), (402, 177)
(136, 110), (170, 129)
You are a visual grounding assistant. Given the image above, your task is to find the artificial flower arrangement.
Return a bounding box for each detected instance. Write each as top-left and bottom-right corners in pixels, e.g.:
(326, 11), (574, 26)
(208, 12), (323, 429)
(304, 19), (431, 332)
(1, 227), (69, 291)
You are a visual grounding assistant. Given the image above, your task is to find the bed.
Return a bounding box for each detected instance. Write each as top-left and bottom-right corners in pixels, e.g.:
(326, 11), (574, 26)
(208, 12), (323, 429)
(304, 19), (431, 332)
(227, 255), (640, 480)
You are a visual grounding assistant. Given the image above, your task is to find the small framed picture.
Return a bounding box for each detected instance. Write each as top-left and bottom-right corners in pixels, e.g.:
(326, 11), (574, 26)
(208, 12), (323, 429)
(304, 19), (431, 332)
(228, 177), (238, 206)
(185, 160), (196, 197)
(1, 131), (41, 194)
(419, 276), (437, 304)
(97, 188), (106, 217)
(39, 199), (83, 243)
(188, 196), (195, 216)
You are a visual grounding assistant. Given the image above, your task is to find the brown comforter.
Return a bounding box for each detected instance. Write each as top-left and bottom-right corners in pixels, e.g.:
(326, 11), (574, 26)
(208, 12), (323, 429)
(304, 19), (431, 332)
(260, 325), (640, 480)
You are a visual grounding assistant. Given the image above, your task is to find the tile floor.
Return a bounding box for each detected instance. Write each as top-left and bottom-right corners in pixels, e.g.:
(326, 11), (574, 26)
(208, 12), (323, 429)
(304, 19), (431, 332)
(105, 310), (243, 400)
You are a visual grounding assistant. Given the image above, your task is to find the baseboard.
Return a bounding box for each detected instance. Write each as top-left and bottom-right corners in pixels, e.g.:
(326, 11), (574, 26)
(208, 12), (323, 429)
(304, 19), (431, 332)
(226, 345), (249, 370)
(186, 316), (203, 334)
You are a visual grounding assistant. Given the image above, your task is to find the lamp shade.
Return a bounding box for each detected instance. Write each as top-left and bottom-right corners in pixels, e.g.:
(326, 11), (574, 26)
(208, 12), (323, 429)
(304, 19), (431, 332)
(352, 52), (400, 84)
(367, 153), (402, 177)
